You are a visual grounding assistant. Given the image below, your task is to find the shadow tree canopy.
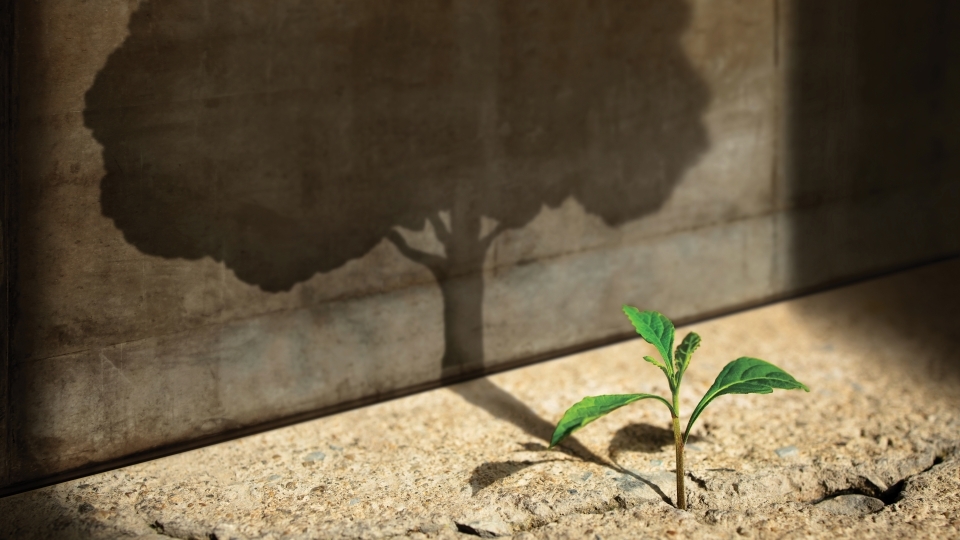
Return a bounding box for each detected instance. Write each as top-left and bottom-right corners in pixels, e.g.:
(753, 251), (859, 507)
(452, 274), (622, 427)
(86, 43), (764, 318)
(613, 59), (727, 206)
(85, 0), (708, 374)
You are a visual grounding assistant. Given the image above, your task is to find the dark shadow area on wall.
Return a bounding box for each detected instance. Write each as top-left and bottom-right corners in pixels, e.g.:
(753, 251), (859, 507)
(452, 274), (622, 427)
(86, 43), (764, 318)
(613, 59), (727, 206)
(83, 0), (709, 378)
(0, 0), (16, 493)
(785, 0), (960, 380)
(1, 0), (713, 498)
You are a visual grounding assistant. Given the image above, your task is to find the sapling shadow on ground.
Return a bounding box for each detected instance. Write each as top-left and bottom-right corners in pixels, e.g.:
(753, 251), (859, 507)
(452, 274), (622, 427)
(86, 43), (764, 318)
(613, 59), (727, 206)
(550, 307), (809, 510)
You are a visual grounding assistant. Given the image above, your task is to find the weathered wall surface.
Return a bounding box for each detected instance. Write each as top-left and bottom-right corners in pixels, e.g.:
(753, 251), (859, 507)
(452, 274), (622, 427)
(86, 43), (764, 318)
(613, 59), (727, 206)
(2, 0), (958, 492)
(783, 1), (960, 286)
(1, 0), (17, 494)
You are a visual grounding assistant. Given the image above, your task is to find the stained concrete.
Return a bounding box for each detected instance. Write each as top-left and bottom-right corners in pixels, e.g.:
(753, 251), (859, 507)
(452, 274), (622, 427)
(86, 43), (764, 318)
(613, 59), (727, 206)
(2, 259), (959, 538)
(4, 0), (960, 492)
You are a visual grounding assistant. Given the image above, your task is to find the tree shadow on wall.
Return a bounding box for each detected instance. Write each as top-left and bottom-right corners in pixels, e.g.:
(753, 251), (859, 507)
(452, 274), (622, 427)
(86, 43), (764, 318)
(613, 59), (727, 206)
(84, 0), (709, 379)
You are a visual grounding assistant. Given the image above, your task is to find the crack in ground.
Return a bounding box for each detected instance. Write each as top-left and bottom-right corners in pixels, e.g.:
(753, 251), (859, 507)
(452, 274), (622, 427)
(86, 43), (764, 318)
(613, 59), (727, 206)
(498, 451), (958, 537)
(148, 520), (177, 538)
(809, 452), (947, 506)
(687, 472), (708, 490)
(134, 449), (960, 539)
(455, 522), (496, 538)
(148, 519), (219, 540)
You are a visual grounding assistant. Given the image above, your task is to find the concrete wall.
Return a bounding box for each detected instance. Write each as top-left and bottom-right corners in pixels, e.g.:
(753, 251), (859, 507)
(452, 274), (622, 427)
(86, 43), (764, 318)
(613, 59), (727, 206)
(2, 0), (959, 493)
(783, 1), (960, 286)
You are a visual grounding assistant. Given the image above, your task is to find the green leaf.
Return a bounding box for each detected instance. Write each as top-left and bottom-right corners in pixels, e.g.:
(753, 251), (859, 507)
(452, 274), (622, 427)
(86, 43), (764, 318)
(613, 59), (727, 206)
(642, 355), (665, 369)
(684, 357), (809, 443)
(644, 355), (674, 384)
(622, 307), (675, 375)
(675, 332), (701, 380)
(550, 394), (673, 447)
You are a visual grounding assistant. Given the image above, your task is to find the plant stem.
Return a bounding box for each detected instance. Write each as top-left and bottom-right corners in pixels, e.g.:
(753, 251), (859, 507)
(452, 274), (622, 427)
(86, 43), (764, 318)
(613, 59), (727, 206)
(672, 415), (686, 509)
(671, 400), (686, 510)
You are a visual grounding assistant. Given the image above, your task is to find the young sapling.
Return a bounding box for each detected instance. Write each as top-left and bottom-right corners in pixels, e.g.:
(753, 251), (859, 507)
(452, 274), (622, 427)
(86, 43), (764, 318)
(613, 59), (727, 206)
(550, 307), (809, 510)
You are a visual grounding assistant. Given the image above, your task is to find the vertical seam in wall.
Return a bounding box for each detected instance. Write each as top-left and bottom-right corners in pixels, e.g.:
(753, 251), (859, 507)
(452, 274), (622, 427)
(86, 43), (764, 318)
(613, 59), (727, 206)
(0, 0), (18, 489)
(770, 0), (782, 292)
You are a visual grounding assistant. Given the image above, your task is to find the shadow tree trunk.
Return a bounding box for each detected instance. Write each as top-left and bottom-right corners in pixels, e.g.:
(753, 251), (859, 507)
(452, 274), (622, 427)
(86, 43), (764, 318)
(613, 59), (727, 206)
(438, 210), (486, 374)
(387, 206), (499, 378)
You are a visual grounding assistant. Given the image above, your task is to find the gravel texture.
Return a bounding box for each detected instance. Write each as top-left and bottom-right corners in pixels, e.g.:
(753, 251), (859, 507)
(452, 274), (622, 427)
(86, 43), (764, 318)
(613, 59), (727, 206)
(3, 259), (960, 539)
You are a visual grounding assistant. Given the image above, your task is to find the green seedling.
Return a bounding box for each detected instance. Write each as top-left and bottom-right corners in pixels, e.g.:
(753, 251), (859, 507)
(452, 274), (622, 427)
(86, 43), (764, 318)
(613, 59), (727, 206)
(550, 307), (809, 510)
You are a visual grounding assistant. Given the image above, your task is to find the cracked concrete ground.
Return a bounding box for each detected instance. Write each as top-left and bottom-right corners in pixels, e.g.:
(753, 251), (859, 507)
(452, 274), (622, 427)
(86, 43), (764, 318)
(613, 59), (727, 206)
(3, 259), (960, 539)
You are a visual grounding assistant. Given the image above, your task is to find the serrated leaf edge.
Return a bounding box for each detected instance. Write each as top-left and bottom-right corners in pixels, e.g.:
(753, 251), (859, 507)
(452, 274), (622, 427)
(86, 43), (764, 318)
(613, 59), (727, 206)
(675, 331), (701, 382)
(643, 355), (673, 383)
(622, 306), (676, 377)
